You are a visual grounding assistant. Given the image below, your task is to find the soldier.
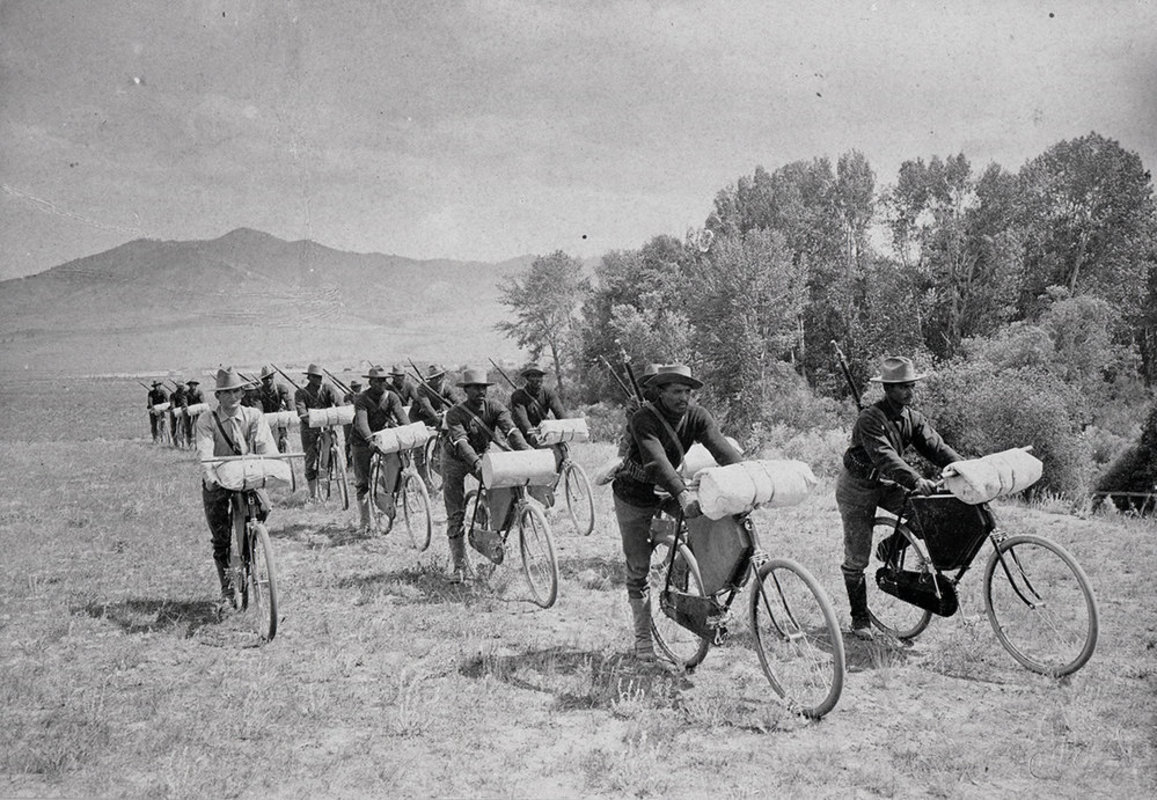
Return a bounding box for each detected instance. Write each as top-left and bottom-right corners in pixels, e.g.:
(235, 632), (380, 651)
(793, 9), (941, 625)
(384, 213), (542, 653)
(441, 367), (530, 582)
(836, 356), (962, 640)
(409, 364), (455, 484)
(146, 380), (169, 443)
(350, 366), (409, 533)
(184, 378), (205, 447)
(194, 367), (277, 610)
(388, 364), (420, 412)
(509, 363), (568, 447)
(612, 364), (742, 662)
(168, 380), (188, 447)
(344, 379), (363, 466)
(294, 363), (345, 501)
(251, 365), (293, 453)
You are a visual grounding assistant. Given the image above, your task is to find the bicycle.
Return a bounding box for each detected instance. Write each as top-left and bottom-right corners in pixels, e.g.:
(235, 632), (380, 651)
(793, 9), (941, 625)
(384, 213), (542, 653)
(541, 440), (595, 537)
(867, 489), (1099, 677)
(420, 426), (445, 494)
(151, 404), (171, 445)
(316, 425), (350, 509)
(463, 481), (559, 608)
(367, 445), (434, 551)
(202, 454), (301, 642)
(648, 495), (846, 719)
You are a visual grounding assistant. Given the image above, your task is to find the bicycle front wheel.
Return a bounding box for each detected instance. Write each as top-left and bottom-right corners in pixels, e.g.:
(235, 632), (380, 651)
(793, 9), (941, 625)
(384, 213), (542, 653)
(868, 517), (934, 640)
(333, 445), (349, 510)
(424, 436), (444, 493)
(562, 461), (596, 536)
(246, 522), (279, 642)
(649, 537), (711, 669)
(983, 534), (1099, 677)
(401, 472), (433, 551)
(518, 503), (559, 608)
(750, 559), (845, 719)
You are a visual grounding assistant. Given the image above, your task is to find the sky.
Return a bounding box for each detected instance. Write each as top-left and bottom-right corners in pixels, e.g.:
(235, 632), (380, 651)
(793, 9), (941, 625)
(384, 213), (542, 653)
(1, 0), (1155, 281)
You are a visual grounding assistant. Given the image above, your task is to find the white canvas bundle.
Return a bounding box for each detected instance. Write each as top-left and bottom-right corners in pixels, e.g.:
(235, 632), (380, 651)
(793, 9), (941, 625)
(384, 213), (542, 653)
(263, 411), (297, 429)
(213, 458), (293, 491)
(185, 402), (209, 417)
(481, 449), (558, 488)
(679, 437), (742, 481)
(307, 405), (356, 428)
(370, 422), (430, 454)
(943, 447), (1043, 505)
(537, 418), (590, 444)
(151, 402), (170, 415)
(697, 460), (819, 520)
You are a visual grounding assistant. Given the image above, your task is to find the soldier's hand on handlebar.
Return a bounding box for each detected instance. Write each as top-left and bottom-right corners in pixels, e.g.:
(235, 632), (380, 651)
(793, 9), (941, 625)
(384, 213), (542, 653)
(914, 477), (938, 496)
(678, 490), (702, 519)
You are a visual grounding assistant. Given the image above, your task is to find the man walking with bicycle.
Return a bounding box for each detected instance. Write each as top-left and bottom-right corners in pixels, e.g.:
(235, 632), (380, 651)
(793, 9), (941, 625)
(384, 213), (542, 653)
(836, 356), (961, 640)
(146, 380), (169, 443)
(294, 363), (345, 502)
(612, 364), (741, 662)
(195, 368), (277, 611)
(509, 363), (568, 447)
(351, 366), (409, 533)
(249, 366), (293, 453)
(442, 367), (530, 583)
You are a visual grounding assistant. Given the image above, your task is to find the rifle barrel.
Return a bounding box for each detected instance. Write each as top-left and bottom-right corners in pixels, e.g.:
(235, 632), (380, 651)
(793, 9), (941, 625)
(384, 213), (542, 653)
(270, 364), (302, 390)
(487, 358), (518, 390)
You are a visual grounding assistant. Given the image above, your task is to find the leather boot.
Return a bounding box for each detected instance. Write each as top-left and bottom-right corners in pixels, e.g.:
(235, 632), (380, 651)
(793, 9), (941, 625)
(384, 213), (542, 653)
(628, 595), (656, 662)
(356, 495), (371, 533)
(448, 535), (472, 583)
(844, 572), (875, 640)
(215, 563), (235, 611)
(307, 478), (319, 503)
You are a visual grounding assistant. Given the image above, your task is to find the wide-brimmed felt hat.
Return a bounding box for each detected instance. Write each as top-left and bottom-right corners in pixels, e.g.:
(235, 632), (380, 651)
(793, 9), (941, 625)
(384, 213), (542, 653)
(363, 365), (390, 380)
(350, 380), (363, 388)
(457, 367), (493, 387)
(151, 380), (163, 387)
(520, 363), (546, 377)
(638, 363), (660, 386)
(186, 378), (200, 385)
(869, 356), (927, 384)
(389, 364), (406, 377)
(259, 365), (276, 380)
(303, 363), (324, 377)
(213, 368), (247, 393)
(649, 364), (702, 390)
(426, 364), (445, 379)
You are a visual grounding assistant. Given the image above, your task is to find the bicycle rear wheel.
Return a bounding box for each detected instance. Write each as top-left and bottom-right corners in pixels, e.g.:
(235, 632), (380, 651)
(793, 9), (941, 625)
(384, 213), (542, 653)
(401, 472), (433, 551)
(424, 436), (444, 493)
(246, 522), (279, 642)
(518, 503), (559, 608)
(983, 534), (1098, 676)
(750, 559), (845, 719)
(868, 516), (934, 640)
(562, 461), (595, 536)
(333, 444), (349, 510)
(649, 537), (711, 669)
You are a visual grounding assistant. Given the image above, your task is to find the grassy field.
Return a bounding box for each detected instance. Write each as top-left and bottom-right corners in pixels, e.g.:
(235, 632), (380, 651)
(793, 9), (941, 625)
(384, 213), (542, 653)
(1, 377), (1154, 799)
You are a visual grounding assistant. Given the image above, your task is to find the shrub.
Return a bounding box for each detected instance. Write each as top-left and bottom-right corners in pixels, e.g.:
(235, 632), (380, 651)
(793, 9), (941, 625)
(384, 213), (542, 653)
(576, 402), (626, 443)
(1094, 401), (1157, 512)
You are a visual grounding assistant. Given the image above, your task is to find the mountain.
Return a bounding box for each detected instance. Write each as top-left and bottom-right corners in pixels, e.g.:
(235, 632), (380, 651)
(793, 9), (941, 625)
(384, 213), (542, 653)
(0, 228), (535, 375)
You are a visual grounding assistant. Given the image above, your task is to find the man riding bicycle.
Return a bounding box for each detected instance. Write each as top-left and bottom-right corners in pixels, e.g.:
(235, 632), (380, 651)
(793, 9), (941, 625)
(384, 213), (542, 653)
(350, 365), (409, 533)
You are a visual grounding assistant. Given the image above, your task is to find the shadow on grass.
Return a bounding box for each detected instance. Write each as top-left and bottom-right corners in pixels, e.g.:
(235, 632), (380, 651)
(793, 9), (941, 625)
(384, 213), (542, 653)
(841, 632), (918, 673)
(272, 521), (369, 549)
(75, 598), (219, 638)
(557, 554), (625, 587)
(459, 645), (692, 712)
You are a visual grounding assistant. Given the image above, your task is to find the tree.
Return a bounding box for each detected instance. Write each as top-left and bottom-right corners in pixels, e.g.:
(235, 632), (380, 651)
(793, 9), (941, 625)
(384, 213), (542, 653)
(495, 251), (590, 398)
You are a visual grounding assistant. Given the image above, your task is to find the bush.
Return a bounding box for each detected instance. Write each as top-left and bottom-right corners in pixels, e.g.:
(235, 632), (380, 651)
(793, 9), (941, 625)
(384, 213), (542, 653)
(920, 363), (1092, 497)
(753, 424), (848, 478)
(576, 402), (626, 443)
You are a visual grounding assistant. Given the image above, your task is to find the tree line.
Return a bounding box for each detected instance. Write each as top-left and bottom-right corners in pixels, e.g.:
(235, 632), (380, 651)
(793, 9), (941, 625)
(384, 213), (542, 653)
(497, 131), (1156, 495)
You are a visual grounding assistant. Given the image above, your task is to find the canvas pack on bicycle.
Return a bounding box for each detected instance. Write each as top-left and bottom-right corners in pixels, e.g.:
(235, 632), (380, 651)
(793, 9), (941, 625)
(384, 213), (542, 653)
(875, 494), (995, 616)
(657, 514), (750, 643)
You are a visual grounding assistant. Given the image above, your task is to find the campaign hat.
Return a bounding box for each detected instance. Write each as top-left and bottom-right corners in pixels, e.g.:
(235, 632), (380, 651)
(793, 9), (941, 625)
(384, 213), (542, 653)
(457, 367), (493, 387)
(186, 378), (200, 385)
(303, 363), (324, 377)
(389, 363), (407, 376)
(151, 380), (163, 387)
(363, 365), (391, 380)
(868, 356), (927, 383)
(350, 380), (363, 389)
(520, 363), (547, 377)
(638, 363), (660, 387)
(649, 364), (703, 390)
(259, 365), (277, 380)
(426, 364), (446, 379)
(213, 367), (247, 393)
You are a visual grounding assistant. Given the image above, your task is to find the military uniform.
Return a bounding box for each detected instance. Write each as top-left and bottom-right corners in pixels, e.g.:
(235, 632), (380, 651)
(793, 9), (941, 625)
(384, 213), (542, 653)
(254, 379), (293, 453)
(168, 384), (187, 446)
(509, 385), (566, 446)
(295, 377), (344, 483)
(184, 382), (205, 447)
(351, 372), (409, 529)
(147, 383), (169, 442)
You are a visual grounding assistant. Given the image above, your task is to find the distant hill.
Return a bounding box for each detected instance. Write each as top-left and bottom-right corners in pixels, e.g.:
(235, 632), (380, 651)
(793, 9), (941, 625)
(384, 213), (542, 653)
(0, 228), (536, 375)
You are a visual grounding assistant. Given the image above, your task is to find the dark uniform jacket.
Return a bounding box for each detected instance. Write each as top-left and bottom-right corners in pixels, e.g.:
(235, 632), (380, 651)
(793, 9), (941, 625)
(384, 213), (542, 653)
(614, 401), (742, 508)
(294, 382), (343, 420)
(509, 386), (566, 439)
(843, 398), (962, 489)
(351, 388), (408, 446)
(444, 399), (530, 468)
(409, 383), (454, 426)
(170, 386), (188, 409)
(185, 387), (205, 406)
(254, 382), (291, 413)
(147, 387), (169, 408)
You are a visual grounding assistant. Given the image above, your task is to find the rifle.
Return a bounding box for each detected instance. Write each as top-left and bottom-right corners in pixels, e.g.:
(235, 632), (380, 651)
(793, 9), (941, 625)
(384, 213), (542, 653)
(136, 380), (152, 391)
(407, 357), (510, 453)
(615, 340), (644, 404)
(238, 371), (261, 389)
(270, 364), (302, 391)
(831, 340), (863, 411)
(166, 379), (183, 391)
(321, 367), (351, 396)
(487, 358), (518, 390)
(598, 356), (634, 400)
